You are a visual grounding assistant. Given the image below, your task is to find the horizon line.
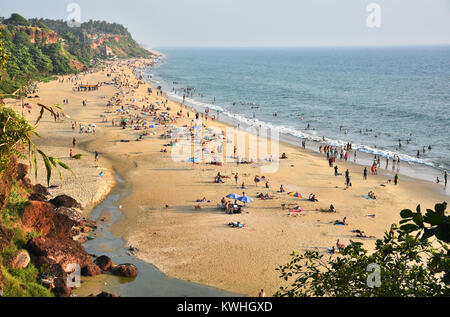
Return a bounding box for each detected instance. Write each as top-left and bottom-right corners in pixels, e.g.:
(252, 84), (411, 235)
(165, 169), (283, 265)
(146, 43), (450, 50)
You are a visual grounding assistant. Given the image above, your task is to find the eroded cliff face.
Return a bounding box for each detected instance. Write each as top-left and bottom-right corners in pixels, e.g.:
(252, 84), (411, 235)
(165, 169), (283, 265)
(0, 25), (58, 45)
(28, 28), (58, 44)
(13, 26), (58, 44)
(90, 34), (128, 50)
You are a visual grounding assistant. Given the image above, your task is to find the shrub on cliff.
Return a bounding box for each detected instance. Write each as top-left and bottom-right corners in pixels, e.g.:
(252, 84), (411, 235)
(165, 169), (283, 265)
(4, 14), (30, 27)
(0, 183), (53, 297)
(0, 266), (52, 297)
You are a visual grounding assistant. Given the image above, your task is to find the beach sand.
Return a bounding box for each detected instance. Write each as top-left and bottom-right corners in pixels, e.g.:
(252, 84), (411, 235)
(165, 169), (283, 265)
(7, 58), (448, 296)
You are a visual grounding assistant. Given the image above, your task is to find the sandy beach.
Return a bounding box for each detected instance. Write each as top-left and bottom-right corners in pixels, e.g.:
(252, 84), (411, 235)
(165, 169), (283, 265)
(6, 58), (448, 297)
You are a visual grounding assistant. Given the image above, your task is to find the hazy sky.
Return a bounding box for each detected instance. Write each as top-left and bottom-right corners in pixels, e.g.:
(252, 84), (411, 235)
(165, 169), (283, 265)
(1, 0), (449, 48)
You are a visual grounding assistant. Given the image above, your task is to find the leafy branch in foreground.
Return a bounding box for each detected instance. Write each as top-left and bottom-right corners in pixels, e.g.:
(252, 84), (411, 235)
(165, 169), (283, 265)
(399, 202), (450, 284)
(0, 105), (75, 186)
(275, 202), (449, 297)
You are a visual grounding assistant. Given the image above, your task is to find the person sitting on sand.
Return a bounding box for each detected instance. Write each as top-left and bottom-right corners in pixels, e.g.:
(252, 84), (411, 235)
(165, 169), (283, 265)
(334, 217), (348, 225)
(336, 239), (346, 250)
(280, 185), (286, 193)
(281, 153), (288, 159)
(309, 194), (318, 202)
(329, 246), (337, 254)
(221, 197), (226, 205)
(329, 204), (336, 213)
(241, 182), (247, 189)
(368, 191), (377, 199)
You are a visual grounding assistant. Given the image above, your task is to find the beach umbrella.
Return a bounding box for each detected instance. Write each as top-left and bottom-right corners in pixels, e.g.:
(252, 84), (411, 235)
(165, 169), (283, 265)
(288, 192), (304, 198)
(238, 196), (254, 204)
(226, 193), (241, 199)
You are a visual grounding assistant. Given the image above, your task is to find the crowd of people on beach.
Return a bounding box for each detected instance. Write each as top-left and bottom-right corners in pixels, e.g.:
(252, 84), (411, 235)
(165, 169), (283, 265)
(51, 57), (449, 297)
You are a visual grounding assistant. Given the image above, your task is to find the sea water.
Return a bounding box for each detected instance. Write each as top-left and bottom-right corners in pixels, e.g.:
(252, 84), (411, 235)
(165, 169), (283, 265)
(143, 46), (450, 180)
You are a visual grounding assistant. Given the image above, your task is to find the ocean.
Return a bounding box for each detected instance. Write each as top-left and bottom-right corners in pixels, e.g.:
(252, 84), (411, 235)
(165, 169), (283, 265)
(142, 46), (450, 180)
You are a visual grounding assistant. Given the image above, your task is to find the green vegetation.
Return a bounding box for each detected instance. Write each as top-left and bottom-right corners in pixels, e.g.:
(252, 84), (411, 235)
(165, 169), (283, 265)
(1, 179), (29, 227)
(1, 266), (52, 297)
(4, 14), (30, 27)
(0, 183), (53, 297)
(0, 103), (72, 187)
(275, 202), (450, 297)
(0, 24), (76, 94)
(0, 13), (150, 94)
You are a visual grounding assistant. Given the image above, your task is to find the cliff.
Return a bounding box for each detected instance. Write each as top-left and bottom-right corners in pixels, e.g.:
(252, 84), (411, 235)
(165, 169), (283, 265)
(0, 14), (151, 94)
(0, 25), (58, 45)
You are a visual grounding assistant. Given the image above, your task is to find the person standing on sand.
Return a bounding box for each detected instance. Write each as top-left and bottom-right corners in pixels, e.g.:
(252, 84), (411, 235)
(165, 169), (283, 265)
(95, 151), (99, 162)
(363, 167), (368, 180)
(259, 289), (266, 297)
(394, 174), (399, 185)
(235, 173), (239, 184)
(69, 149), (73, 159)
(72, 137), (77, 147)
(345, 175), (351, 188)
(445, 171), (448, 187)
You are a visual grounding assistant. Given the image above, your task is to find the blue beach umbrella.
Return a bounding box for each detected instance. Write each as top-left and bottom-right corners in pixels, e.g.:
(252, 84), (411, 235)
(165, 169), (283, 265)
(226, 193), (242, 199)
(238, 196), (254, 204)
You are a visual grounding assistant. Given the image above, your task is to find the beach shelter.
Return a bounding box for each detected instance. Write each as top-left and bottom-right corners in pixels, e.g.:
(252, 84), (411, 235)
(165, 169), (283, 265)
(288, 192), (304, 198)
(238, 196), (254, 204)
(226, 193), (242, 199)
